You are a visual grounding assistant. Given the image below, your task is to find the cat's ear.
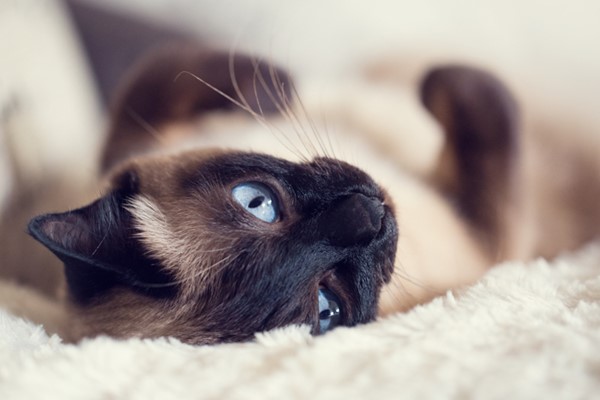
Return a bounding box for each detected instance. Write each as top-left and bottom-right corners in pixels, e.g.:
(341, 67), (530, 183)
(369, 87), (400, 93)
(28, 170), (173, 303)
(419, 65), (522, 259)
(102, 44), (293, 171)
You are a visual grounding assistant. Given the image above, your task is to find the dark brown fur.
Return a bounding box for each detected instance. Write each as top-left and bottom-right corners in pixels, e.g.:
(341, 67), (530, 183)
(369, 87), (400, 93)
(421, 66), (523, 260)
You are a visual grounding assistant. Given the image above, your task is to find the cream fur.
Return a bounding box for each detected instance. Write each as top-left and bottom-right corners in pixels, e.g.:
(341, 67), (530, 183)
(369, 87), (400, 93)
(1, 243), (599, 399)
(126, 195), (192, 277)
(0, 280), (68, 337)
(126, 194), (243, 297)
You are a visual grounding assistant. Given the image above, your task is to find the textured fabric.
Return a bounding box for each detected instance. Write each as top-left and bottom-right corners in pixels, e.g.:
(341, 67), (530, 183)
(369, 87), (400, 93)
(1, 243), (599, 400)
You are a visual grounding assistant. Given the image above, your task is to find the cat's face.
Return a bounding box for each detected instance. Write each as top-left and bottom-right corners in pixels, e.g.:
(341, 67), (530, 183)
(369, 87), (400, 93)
(29, 147), (397, 344)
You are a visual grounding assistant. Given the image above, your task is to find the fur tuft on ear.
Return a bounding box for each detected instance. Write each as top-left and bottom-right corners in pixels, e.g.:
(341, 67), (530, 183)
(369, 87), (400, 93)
(420, 65), (522, 260)
(102, 44), (294, 172)
(28, 179), (174, 303)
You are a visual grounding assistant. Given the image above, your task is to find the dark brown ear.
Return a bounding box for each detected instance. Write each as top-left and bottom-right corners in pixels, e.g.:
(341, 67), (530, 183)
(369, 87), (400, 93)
(102, 43), (293, 172)
(420, 65), (521, 260)
(27, 171), (174, 303)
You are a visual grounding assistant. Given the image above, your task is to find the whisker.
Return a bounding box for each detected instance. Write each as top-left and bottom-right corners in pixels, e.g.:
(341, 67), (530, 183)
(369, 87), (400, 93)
(270, 69), (321, 160)
(222, 45), (310, 162)
(379, 256), (446, 311)
(243, 55), (310, 162)
(248, 57), (315, 162)
(288, 81), (332, 159)
(125, 108), (168, 145)
(392, 256), (442, 293)
(175, 67), (303, 162)
(90, 231), (109, 257)
(132, 249), (238, 290)
(174, 71), (253, 116)
(267, 64), (318, 157)
(311, 88), (338, 161)
(190, 253), (236, 276)
(381, 275), (422, 311)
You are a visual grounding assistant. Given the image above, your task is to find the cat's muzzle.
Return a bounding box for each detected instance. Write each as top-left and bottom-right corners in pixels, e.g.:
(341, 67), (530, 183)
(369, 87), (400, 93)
(318, 193), (386, 247)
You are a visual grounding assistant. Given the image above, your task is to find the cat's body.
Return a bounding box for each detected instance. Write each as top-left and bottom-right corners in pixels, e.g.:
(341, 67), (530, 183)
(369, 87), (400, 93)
(2, 46), (599, 344)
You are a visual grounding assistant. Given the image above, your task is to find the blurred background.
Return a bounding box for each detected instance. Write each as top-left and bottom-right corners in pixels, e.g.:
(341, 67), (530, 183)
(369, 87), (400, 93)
(2, 0), (599, 184)
(0, 0), (599, 295)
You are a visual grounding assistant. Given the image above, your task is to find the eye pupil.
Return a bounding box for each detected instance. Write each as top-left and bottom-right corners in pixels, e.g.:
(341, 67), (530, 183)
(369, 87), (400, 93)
(248, 196), (265, 209)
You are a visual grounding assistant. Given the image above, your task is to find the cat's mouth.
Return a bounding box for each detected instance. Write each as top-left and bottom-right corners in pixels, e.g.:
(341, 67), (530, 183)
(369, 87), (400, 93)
(312, 206), (397, 335)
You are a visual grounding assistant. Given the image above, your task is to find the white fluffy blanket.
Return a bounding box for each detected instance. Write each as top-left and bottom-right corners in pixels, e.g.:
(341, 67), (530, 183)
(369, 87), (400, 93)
(1, 244), (599, 399)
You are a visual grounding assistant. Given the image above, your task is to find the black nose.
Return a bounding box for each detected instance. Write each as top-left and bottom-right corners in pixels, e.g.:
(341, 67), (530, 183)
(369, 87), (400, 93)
(319, 193), (385, 247)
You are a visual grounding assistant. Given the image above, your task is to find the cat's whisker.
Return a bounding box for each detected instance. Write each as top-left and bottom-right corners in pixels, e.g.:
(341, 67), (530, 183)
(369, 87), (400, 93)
(90, 231), (109, 257)
(267, 64), (320, 158)
(247, 56), (316, 162)
(135, 251), (238, 290)
(250, 63), (266, 116)
(390, 265), (444, 295)
(384, 268), (418, 306)
(275, 76), (324, 162)
(392, 257), (440, 291)
(174, 71), (253, 117)
(187, 252), (236, 279)
(175, 68), (304, 163)
(287, 80), (333, 160)
(225, 49), (311, 163)
(262, 74), (337, 175)
(291, 78), (341, 163)
(307, 96), (347, 170)
(176, 251), (237, 288)
(186, 246), (235, 254)
(187, 251), (248, 293)
(377, 256), (446, 311)
(381, 280), (414, 311)
(246, 54), (325, 163)
(243, 56), (311, 163)
(314, 93), (339, 161)
(125, 108), (169, 146)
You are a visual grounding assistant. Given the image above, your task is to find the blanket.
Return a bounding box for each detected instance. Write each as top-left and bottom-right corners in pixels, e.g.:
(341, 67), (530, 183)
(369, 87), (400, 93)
(1, 243), (599, 400)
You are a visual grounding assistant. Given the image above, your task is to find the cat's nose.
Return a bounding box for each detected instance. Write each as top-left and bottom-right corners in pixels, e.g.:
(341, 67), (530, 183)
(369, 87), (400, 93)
(320, 193), (385, 247)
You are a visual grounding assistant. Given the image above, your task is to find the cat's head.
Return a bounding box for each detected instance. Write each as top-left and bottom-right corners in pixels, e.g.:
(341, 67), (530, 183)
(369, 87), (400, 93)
(29, 151), (397, 343)
(28, 46), (398, 344)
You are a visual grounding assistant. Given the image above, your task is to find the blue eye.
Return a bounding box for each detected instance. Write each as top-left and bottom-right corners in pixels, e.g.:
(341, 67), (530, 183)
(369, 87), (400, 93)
(232, 182), (279, 223)
(318, 287), (342, 334)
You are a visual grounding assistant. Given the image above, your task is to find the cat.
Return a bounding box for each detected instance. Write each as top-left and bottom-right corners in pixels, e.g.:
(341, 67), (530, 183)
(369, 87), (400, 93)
(13, 43), (600, 344)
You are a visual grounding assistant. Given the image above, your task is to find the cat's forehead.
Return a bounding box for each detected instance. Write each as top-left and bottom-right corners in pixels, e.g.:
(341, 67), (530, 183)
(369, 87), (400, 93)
(116, 149), (379, 201)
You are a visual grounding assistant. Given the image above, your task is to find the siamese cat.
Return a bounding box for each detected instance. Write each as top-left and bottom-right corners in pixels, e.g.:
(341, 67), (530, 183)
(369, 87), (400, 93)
(10, 44), (599, 344)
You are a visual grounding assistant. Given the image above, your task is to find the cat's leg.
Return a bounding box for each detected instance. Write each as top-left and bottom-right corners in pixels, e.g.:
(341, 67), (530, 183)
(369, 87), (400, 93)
(102, 45), (293, 172)
(419, 66), (527, 261)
